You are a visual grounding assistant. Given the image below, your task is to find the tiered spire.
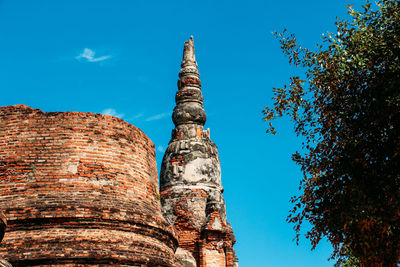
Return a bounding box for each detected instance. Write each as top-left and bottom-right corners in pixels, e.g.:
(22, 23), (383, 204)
(172, 36), (206, 127)
(160, 36), (238, 267)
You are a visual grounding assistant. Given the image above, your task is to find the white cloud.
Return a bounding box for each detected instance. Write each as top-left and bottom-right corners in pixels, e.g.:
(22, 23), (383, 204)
(157, 145), (165, 153)
(145, 112), (169, 122)
(132, 113), (144, 119)
(101, 108), (124, 118)
(76, 48), (111, 63)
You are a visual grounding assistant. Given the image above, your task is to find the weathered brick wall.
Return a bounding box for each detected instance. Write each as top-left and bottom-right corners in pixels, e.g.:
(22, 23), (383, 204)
(0, 105), (178, 266)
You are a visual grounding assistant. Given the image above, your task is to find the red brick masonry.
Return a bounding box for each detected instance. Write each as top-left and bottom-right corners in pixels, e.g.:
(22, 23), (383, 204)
(0, 105), (178, 266)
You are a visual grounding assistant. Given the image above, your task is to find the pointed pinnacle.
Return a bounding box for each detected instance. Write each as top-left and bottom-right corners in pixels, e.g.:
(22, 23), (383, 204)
(181, 36), (197, 68)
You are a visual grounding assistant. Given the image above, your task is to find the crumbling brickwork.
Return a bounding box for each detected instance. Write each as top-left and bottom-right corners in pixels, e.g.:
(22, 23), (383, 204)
(160, 37), (238, 267)
(0, 37), (237, 267)
(0, 105), (178, 266)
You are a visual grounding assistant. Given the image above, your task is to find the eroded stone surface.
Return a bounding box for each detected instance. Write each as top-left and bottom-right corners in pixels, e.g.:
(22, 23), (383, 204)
(175, 248), (197, 267)
(160, 36), (237, 267)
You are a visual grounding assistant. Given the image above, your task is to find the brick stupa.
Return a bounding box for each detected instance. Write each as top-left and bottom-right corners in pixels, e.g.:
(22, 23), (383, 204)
(160, 37), (238, 267)
(0, 105), (178, 265)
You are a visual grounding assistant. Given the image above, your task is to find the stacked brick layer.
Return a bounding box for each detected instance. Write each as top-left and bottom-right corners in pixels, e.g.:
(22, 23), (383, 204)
(0, 105), (177, 266)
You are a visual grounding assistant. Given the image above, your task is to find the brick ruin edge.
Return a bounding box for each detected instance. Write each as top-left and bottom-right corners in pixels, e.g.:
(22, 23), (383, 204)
(0, 37), (237, 267)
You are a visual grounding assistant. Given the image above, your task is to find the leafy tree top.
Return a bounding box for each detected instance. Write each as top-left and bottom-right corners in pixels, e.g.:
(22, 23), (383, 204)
(263, 0), (399, 265)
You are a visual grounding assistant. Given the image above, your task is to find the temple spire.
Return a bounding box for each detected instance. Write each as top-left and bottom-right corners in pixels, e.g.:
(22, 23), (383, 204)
(173, 36), (205, 127)
(160, 36), (237, 267)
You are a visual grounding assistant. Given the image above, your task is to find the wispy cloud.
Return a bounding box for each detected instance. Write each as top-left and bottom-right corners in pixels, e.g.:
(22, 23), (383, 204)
(157, 145), (165, 153)
(145, 112), (169, 122)
(102, 108), (124, 118)
(123, 112), (144, 122)
(132, 113), (144, 119)
(76, 48), (111, 63)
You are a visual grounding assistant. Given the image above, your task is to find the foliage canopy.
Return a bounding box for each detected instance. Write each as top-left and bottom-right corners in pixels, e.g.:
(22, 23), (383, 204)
(263, 0), (400, 265)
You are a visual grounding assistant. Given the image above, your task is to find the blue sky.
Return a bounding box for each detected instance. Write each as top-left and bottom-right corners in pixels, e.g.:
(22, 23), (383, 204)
(0, 1), (361, 266)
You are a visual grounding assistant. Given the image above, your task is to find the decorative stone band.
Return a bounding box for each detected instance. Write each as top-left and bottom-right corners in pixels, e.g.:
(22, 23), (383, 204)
(179, 67), (199, 78)
(172, 102), (206, 126)
(178, 76), (201, 90)
(175, 88), (204, 104)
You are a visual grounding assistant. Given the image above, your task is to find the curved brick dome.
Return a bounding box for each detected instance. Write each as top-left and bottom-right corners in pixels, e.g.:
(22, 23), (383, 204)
(0, 105), (178, 266)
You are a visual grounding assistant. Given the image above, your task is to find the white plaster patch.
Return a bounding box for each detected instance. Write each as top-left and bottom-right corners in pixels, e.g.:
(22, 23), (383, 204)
(66, 163), (78, 174)
(182, 158), (220, 183)
(62, 161), (78, 174)
(170, 184), (221, 191)
(175, 247), (197, 267)
(211, 216), (223, 231)
(59, 177), (113, 187)
(202, 247), (226, 266)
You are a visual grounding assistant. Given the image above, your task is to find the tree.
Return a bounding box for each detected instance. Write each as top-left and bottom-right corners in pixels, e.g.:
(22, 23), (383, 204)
(263, 0), (400, 265)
